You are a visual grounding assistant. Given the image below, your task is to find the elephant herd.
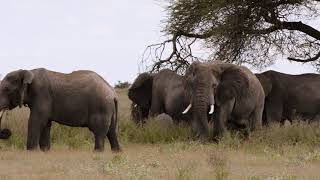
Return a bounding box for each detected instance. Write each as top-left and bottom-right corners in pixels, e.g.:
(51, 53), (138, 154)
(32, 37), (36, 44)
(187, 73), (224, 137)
(129, 61), (320, 141)
(0, 61), (319, 152)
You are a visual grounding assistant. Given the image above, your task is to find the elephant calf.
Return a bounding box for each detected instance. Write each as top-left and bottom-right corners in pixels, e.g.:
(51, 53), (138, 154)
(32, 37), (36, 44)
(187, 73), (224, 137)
(0, 68), (121, 152)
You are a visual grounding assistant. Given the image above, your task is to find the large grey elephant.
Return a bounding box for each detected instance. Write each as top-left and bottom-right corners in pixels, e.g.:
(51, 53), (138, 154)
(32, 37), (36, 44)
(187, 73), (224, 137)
(128, 69), (192, 123)
(183, 61), (265, 141)
(256, 70), (320, 125)
(0, 68), (121, 152)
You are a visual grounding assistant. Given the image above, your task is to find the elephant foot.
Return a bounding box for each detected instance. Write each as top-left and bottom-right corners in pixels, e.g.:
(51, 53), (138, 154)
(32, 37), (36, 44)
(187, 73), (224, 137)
(94, 149), (104, 153)
(212, 131), (224, 143)
(40, 146), (51, 152)
(111, 146), (122, 153)
(192, 132), (209, 143)
(0, 128), (12, 139)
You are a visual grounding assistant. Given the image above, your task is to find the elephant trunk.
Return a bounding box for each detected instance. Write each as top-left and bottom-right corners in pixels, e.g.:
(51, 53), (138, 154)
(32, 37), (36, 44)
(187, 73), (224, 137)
(191, 86), (211, 138)
(0, 110), (11, 140)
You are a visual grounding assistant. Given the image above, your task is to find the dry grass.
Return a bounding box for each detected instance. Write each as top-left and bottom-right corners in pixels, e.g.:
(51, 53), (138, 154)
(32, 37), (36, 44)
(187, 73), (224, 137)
(0, 88), (320, 179)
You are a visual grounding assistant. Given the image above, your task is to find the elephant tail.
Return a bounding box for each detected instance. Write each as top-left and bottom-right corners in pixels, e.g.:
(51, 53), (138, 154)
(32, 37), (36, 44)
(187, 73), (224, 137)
(114, 98), (119, 131)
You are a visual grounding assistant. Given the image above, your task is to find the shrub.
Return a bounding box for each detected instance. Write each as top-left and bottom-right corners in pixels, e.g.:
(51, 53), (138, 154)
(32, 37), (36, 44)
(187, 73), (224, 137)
(114, 81), (131, 89)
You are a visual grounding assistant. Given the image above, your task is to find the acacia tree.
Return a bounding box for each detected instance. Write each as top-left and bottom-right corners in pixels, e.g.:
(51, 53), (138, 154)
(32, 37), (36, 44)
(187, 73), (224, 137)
(142, 0), (320, 72)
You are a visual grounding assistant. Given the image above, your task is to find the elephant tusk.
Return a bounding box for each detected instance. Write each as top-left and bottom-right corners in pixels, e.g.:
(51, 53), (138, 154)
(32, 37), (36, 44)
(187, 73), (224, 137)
(208, 105), (215, 114)
(0, 110), (5, 129)
(134, 104), (138, 108)
(182, 104), (192, 114)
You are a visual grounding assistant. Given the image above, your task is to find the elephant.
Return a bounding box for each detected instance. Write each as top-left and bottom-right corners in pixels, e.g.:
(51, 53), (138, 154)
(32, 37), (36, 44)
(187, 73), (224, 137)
(128, 69), (192, 123)
(182, 61), (265, 141)
(0, 68), (121, 152)
(256, 70), (320, 125)
(130, 102), (149, 124)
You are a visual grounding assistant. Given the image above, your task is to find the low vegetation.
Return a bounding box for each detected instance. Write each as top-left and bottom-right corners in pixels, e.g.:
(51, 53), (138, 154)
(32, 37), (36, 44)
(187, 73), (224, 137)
(0, 88), (320, 179)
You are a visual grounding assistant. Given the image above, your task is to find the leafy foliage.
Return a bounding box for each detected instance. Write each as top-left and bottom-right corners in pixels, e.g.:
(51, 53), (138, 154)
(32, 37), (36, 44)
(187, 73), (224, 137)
(143, 0), (320, 72)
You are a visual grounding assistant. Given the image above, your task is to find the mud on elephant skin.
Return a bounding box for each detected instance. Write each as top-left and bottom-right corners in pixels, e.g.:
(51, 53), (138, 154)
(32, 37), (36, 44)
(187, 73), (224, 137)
(256, 70), (320, 125)
(0, 68), (121, 152)
(183, 61), (265, 141)
(128, 69), (192, 123)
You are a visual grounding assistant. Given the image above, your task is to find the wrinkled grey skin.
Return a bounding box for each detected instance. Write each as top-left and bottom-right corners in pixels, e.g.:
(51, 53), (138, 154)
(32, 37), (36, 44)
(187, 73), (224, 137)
(0, 68), (121, 152)
(256, 70), (320, 125)
(184, 62), (264, 141)
(128, 69), (192, 123)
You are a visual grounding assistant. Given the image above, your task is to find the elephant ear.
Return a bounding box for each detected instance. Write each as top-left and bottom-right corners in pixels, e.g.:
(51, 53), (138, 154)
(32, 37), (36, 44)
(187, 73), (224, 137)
(19, 70), (34, 107)
(255, 73), (272, 96)
(128, 73), (153, 109)
(216, 67), (249, 104)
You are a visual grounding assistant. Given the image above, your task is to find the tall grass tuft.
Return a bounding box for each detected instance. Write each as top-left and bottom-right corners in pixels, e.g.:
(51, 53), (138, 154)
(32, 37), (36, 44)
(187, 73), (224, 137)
(119, 118), (192, 144)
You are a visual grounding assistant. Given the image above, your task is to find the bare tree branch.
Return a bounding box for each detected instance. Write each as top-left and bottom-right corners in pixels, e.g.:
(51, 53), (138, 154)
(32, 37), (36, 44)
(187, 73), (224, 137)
(142, 0), (320, 72)
(288, 50), (320, 62)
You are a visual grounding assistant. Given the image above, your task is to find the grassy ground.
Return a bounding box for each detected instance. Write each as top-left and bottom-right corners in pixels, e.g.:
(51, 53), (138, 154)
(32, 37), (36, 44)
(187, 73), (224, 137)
(0, 88), (320, 180)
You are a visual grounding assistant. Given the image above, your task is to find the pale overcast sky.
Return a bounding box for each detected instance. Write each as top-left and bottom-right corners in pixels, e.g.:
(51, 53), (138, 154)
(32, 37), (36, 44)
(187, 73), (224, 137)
(0, 0), (317, 84)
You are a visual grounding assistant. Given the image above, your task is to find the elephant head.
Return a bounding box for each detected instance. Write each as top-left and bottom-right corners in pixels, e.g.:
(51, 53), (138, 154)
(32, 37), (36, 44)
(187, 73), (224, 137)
(0, 70), (32, 139)
(182, 61), (249, 139)
(0, 69), (34, 111)
(128, 72), (153, 113)
(130, 102), (149, 124)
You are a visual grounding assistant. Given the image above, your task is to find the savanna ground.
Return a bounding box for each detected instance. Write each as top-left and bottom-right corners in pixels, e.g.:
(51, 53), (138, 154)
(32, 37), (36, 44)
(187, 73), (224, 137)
(0, 89), (320, 180)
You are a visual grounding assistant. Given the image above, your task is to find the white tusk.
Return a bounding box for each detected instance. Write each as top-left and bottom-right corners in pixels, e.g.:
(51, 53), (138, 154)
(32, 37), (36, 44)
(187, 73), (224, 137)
(0, 110), (4, 119)
(182, 104), (192, 114)
(208, 105), (215, 114)
(134, 104), (138, 108)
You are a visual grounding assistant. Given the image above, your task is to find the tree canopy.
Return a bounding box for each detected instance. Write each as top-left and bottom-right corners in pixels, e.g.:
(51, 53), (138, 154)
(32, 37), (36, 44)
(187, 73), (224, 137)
(142, 0), (320, 72)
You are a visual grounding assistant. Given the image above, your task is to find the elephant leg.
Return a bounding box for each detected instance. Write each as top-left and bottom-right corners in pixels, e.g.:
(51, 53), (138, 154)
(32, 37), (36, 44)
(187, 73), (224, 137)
(93, 132), (105, 152)
(265, 98), (283, 125)
(39, 121), (52, 151)
(149, 100), (163, 118)
(27, 109), (49, 150)
(262, 108), (269, 126)
(213, 99), (234, 141)
(249, 106), (263, 131)
(107, 113), (121, 152)
(89, 114), (109, 152)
